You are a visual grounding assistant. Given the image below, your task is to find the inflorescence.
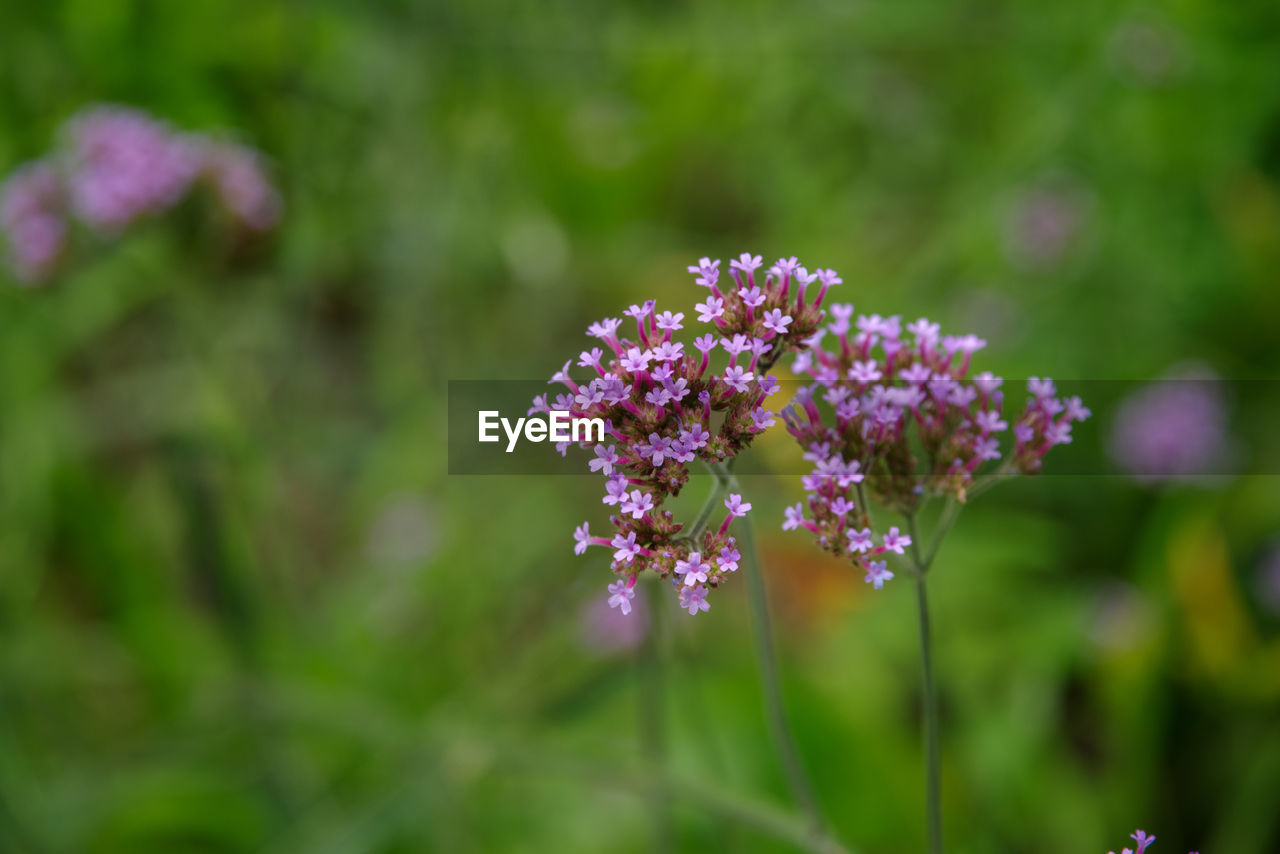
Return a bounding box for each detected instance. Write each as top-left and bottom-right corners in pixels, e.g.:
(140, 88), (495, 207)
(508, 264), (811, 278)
(1, 104), (281, 283)
(778, 304), (1090, 589)
(543, 254), (841, 617)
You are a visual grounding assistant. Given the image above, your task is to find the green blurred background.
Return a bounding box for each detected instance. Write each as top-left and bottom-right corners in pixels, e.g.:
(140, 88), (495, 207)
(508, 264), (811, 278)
(2, 2), (1279, 852)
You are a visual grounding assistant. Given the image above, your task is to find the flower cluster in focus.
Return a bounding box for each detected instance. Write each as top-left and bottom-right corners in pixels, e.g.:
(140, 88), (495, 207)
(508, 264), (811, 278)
(1, 104), (281, 283)
(780, 308), (1090, 588)
(545, 254), (840, 616)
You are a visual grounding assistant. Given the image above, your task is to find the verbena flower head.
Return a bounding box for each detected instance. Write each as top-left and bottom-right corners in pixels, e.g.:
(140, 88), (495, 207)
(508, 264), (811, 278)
(544, 254), (838, 616)
(780, 307), (1089, 586)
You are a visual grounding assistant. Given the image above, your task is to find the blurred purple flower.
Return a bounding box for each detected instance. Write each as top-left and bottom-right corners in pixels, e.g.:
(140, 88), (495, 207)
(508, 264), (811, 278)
(1108, 365), (1228, 480)
(201, 140), (282, 231)
(579, 587), (647, 654)
(2, 103), (282, 282)
(68, 105), (201, 230)
(1109, 18), (1185, 87)
(1003, 178), (1092, 270)
(0, 161), (66, 282)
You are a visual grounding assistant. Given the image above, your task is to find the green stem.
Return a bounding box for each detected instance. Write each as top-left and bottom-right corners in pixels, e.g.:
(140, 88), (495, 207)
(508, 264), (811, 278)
(914, 574), (942, 854)
(638, 583), (673, 852)
(739, 512), (825, 836)
(686, 473), (729, 543)
(906, 513), (943, 854)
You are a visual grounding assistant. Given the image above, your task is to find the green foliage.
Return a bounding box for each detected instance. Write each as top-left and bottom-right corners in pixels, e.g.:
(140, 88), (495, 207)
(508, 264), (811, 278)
(2, 1), (1279, 852)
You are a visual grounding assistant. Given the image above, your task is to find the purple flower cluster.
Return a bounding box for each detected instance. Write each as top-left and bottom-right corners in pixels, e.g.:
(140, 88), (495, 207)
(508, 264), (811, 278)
(547, 254), (839, 616)
(780, 308), (1090, 587)
(1, 104), (281, 283)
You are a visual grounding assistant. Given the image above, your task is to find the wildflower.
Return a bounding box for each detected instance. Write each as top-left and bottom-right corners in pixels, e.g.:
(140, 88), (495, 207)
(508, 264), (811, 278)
(548, 253), (840, 614)
(781, 305), (1088, 581)
(612, 531), (645, 564)
(607, 578), (637, 615)
(674, 552), (710, 586)
(589, 444), (619, 475)
(881, 526), (912, 555)
(864, 561), (894, 589)
(679, 585), (711, 615)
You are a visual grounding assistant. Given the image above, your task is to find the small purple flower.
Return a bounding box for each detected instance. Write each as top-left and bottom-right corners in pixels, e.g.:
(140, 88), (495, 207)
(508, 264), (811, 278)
(680, 423), (710, 449)
(620, 347), (652, 374)
(679, 584), (711, 615)
(750, 407), (776, 431)
(717, 544), (740, 573)
(587, 317), (622, 340)
(607, 579), (636, 615)
(578, 348), (604, 369)
(688, 256), (721, 288)
(621, 489), (655, 520)
(739, 285), (767, 308)
(830, 496), (855, 517)
(724, 494), (752, 517)
(1028, 376), (1057, 399)
(864, 560), (894, 589)
(612, 531), (642, 564)
(730, 253), (762, 274)
(695, 295), (725, 322)
(848, 360), (882, 384)
(761, 309), (793, 336)
(645, 386), (673, 408)
(1130, 830), (1156, 854)
(574, 522), (593, 555)
(881, 526), (912, 554)
(771, 256), (800, 278)
(847, 527), (873, 553)
(693, 333), (718, 354)
(602, 474), (629, 505)
(782, 502), (806, 531)
(655, 310), (684, 332)
(651, 340), (684, 363)
(590, 443), (619, 475)
(974, 410), (1008, 433)
(973, 371), (1003, 395)
(723, 365), (754, 392)
(674, 551), (710, 586)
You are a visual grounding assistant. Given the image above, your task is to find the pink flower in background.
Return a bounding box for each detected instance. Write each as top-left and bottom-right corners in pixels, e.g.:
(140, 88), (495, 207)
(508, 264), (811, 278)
(1109, 365), (1227, 480)
(580, 586), (647, 654)
(201, 141), (283, 231)
(0, 161), (66, 282)
(1003, 177), (1093, 270)
(1, 103), (282, 283)
(67, 105), (201, 230)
